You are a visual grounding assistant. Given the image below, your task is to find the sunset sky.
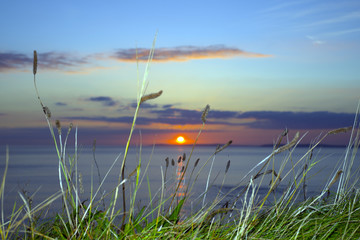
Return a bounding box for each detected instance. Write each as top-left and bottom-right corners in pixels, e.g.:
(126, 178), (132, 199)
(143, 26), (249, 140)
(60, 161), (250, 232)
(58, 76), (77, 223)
(1, 0), (359, 146)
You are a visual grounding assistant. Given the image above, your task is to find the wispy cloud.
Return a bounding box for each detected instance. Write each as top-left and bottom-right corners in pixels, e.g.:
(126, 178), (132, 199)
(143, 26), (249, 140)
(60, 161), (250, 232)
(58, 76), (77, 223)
(323, 28), (360, 37)
(306, 11), (360, 28)
(130, 102), (158, 109)
(111, 45), (271, 62)
(86, 96), (117, 107)
(55, 102), (67, 106)
(0, 51), (91, 72)
(306, 35), (326, 45)
(0, 45), (270, 72)
(0, 52), (31, 71)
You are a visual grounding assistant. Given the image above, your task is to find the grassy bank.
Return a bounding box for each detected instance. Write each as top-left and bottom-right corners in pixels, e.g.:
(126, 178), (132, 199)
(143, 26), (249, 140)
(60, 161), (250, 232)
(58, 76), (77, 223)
(1, 40), (360, 239)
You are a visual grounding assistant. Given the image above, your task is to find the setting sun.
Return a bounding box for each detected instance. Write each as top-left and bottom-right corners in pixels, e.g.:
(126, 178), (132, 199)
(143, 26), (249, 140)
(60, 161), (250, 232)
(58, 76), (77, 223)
(176, 136), (185, 144)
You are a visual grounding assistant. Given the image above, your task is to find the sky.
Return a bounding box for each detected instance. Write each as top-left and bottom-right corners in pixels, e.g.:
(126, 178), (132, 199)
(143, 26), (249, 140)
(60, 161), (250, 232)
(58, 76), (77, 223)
(0, 0), (359, 147)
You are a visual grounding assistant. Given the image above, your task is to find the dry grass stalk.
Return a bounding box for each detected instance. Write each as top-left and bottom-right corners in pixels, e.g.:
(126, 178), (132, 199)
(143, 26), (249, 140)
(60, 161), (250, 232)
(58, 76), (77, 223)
(328, 126), (352, 135)
(253, 169), (280, 180)
(215, 140), (233, 154)
(128, 167), (138, 178)
(327, 170), (343, 197)
(275, 132), (299, 154)
(328, 170), (343, 189)
(140, 90), (163, 104)
(275, 128), (288, 149)
(205, 208), (233, 222)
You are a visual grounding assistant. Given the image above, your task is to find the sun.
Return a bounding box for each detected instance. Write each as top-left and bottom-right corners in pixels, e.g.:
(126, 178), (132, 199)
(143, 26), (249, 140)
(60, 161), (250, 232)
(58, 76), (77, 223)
(176, 136), (186, 144)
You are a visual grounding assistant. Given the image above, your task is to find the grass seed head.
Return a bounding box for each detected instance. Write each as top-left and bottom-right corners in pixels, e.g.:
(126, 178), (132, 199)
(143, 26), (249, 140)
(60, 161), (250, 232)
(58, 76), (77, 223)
(215, 140), (233, 154)
(201, 104), (210, 123)
(194, 158), (200, 168)
(171, 158), (175, 166)
(42, 106), (51, 118)
(328, 126), (352, 135)
(33, 50), (37, 75)
(275, 132), (299, 154)
(282, 128), (288, 137)
(165, 157), (169, 168)
(55, 120), (61, 135)
(140, 90), (163, 105)
(225, 160), (231, 173)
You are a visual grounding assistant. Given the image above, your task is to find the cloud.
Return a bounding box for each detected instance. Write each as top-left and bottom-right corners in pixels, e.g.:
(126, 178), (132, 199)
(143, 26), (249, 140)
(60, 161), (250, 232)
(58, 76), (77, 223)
(38, 51), (90, 70)
(323, 28), (360, 37)
(306, 36), (326, 45)
(130, 102), (158, 109)
(0, 127), (182, 146)
(237, 111), (355, 130)
(55, 102), (67, 106)
(86, 96), (117, 107)
(67, 115), (201, 125)
(0, 51), (91, 72)
(111, 45), (271, 62)
(0, 52), (31, 71)
(67, 107), (355, 131)
(1, 45), (270, 72)
(162, 104), (173, 109)
(305, 11), (360, 28)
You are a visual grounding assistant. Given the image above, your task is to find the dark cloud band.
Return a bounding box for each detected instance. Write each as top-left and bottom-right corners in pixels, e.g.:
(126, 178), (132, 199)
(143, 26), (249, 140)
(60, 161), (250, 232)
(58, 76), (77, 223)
(66, 106), (356, 130)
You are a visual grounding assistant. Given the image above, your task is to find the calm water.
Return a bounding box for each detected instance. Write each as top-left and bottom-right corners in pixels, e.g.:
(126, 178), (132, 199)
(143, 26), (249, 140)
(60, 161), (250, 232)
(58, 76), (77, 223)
(1, 144), (359, 217)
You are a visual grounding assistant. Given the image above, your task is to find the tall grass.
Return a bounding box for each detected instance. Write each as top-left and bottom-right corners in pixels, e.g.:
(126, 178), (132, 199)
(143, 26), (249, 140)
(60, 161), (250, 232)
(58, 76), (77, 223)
(0, 38), (359, 239)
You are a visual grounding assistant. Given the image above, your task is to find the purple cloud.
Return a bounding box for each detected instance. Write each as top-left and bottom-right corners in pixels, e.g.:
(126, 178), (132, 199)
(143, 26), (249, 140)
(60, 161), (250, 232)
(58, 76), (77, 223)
(86, 96), (117, 107)
(55, 102), (67, 106)
(237, 111), (355, 129)
(0, 51), (91, 72)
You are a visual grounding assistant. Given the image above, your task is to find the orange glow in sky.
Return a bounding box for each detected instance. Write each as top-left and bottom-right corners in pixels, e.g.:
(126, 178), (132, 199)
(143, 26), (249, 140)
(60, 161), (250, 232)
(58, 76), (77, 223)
(176, 136), (186, 144)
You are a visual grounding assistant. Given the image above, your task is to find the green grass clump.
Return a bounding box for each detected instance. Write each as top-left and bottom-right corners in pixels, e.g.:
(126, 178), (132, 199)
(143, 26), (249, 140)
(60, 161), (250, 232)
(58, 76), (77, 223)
(1, 37), (360, 239)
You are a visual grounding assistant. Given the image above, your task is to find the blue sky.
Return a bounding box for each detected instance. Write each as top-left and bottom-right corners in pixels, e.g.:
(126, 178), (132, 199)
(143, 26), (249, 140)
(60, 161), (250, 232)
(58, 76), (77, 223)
(0, 0), (359, 146)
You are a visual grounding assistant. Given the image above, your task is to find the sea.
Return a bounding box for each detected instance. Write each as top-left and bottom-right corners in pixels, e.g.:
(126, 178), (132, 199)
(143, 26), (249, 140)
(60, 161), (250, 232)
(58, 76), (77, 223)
(1, 144), (359, 218)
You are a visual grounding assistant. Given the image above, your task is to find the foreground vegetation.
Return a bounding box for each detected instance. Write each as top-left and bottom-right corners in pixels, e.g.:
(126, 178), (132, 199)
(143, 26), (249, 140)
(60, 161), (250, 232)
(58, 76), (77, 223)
(1, 38), (360, 239)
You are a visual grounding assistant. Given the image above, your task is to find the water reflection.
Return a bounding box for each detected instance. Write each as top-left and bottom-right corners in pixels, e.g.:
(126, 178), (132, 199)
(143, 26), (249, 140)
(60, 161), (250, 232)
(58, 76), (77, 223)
(1, 145), (359, 218)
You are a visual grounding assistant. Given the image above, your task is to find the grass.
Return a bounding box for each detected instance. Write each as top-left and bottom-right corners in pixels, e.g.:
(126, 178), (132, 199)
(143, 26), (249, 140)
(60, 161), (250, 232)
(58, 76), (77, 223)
(1, 37), (360, 239)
